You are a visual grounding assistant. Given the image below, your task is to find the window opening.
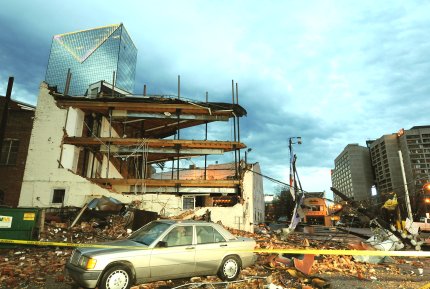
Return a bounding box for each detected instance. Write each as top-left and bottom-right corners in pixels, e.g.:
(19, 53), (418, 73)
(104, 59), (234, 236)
(0, 139), (19, 165)
(182, 196), (195, 210)
(52, 189), (65, 204)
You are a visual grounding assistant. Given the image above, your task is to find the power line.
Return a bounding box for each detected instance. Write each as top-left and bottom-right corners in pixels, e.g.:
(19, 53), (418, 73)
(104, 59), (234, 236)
(245, 168), (306, 193)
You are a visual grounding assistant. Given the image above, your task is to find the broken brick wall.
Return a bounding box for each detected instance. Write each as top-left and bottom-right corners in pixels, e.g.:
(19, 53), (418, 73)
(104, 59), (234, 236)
(18, 83), (146, 208)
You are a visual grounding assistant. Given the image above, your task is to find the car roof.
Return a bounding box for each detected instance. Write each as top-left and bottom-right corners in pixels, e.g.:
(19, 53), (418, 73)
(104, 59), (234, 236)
(154, 220), (236, 239)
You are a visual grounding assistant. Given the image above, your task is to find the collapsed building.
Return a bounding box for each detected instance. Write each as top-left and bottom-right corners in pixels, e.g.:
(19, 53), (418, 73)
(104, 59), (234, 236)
(18, 81), (264, 232)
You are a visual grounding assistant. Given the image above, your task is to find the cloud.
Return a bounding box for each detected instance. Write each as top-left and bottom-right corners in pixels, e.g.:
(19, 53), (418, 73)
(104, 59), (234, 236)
(1, 0), (430, 197)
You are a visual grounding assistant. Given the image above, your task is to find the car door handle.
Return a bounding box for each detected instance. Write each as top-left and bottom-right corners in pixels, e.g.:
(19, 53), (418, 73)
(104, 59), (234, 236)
(185, 246), (195, 250)
(219, 244), (228, 247)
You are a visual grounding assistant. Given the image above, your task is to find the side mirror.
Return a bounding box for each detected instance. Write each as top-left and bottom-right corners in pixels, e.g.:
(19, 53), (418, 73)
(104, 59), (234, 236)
(156, 241), (168, 248)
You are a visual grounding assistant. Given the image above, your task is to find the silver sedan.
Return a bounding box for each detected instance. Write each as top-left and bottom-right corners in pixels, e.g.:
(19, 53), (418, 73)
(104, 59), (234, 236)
(66, 220), (257, 289)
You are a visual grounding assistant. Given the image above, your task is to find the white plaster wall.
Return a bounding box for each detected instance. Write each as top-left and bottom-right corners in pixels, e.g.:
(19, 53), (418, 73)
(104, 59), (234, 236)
(251, 163), (265, 224)
(194, 204), (251, 232)
(62, 108), (84, 172)
(65, 108), (84, 137)
(19, 83), (148, 208)
(100, 117), (119, 138)
(242, 167), (253, 229)
(139, 194), (182, 216)
(242, 163), (265, 228)
(62, 144), (79, 172)
(100, 155), (122, 179)
(189, 163), (265, 233)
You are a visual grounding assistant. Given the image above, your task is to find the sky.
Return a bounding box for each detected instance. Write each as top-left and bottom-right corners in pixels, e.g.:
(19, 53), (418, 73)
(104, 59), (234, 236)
(1, 0), (430, 199)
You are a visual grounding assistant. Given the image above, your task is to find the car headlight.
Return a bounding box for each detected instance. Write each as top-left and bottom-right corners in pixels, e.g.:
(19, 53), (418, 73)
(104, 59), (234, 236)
(79, 256), (97, 269)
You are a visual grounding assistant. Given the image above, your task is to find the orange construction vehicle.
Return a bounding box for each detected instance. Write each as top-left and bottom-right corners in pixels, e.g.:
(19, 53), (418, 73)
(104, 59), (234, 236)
(302, 195), (333, 226)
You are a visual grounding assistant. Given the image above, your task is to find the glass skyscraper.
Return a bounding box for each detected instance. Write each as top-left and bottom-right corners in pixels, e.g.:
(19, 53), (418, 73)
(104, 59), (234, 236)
(45, 24), (137, 96)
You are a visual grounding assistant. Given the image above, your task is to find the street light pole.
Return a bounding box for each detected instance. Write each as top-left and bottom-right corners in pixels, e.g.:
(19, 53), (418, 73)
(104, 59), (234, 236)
(288, 137), (302, 200)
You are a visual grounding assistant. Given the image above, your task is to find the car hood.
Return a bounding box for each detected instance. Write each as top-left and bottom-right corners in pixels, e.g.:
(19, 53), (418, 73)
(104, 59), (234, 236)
(76, 239), (148, 256)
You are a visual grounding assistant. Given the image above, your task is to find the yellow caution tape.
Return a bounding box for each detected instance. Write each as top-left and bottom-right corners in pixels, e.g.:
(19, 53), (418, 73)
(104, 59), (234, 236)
(252, 248), (430, 257)
(0, 238), (147, 250)
(1, 238), (430, 257)
(419, 284), (430, 289)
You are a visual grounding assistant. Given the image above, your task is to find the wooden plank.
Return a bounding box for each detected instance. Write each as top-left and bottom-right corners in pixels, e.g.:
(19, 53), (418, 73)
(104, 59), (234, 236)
(88, 178), (240, 188)
(63, 137), (246, 150)
(100, 145), (225, 155)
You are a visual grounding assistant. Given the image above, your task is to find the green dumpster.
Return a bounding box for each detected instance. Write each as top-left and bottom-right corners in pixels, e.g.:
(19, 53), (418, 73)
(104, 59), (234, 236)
(0, 208), (40, 242)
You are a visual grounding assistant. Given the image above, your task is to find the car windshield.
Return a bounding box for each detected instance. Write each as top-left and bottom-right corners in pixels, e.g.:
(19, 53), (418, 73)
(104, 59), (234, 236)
(128, 221), (171, 245)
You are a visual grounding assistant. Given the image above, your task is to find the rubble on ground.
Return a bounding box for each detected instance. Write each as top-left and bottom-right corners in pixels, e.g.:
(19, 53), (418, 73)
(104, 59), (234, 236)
(0, 247), (71, 288)
(1, 213), (429, 289)
(39, 215), (132, 243)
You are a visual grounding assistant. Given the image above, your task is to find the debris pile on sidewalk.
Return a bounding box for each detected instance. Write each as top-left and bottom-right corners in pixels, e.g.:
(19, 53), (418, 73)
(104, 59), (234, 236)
(39, 215), (132, 243)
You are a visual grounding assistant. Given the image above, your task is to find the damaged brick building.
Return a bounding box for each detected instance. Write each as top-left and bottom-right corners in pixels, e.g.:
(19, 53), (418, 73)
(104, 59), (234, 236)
(0, 86), (35, 207)
(18, 81), (264, 232)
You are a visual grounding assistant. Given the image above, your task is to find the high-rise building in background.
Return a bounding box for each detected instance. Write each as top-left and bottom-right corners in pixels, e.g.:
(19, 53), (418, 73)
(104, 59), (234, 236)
(331, 144), (374, 202)
(397, 126), (430, 197)
(328, 126), (430, 219)
(367, 134), (403, 197)
(45, 23), (137, 96)
(368, 127), (430, 202)
(331, 126), (430, 219)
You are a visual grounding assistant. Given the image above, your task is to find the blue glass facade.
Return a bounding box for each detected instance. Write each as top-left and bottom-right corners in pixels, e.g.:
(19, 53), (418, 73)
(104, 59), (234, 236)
(45, 24), (137, 96)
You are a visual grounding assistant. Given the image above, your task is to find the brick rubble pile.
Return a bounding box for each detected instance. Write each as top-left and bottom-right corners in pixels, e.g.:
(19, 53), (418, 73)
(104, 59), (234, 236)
(1, 217), (429, 289)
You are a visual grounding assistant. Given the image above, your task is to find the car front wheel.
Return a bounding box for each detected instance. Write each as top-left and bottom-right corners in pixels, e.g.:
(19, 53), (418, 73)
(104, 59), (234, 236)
(99, 265), (132, 289)
(217, 255), (241, 281)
